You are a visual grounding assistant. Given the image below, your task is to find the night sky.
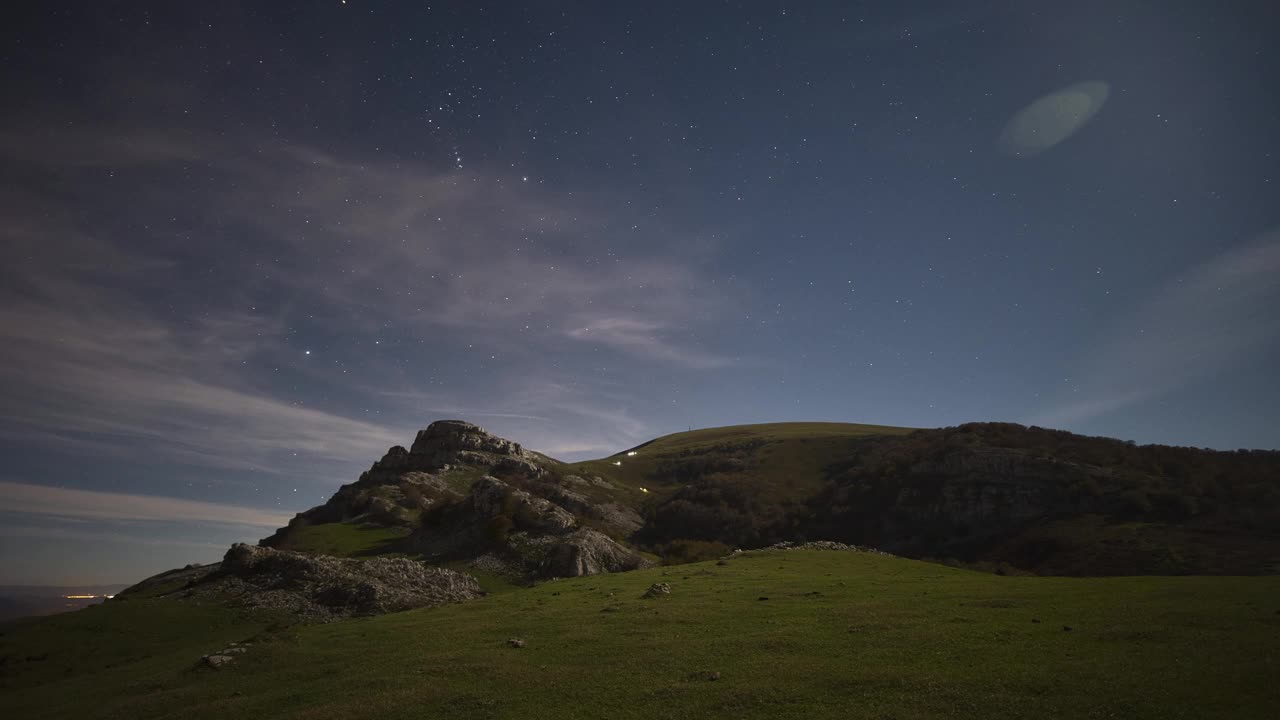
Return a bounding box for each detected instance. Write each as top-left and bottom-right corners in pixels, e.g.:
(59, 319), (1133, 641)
(2, 2), (1278, 585)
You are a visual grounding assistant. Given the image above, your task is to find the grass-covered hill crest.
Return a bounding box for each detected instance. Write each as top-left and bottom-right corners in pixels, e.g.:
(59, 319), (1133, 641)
(263, 418), (1280, 579)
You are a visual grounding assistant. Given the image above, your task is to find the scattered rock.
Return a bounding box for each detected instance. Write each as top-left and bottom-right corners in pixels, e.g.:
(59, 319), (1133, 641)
(755, 540), (892, 555)
(643, 582), (672, 598)
(507, 638), (526, 648)
(185, 544), (484, 620)
(202, 654), (234, 668)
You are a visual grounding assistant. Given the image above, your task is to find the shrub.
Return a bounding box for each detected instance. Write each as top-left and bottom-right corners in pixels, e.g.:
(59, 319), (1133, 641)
(487, 514), (514, 542)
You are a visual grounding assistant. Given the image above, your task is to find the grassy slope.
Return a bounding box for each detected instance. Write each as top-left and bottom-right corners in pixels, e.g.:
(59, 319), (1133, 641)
(4, 550), (1277, 720)
(564, 421), (913, 498)
(271, 521), (412, 557)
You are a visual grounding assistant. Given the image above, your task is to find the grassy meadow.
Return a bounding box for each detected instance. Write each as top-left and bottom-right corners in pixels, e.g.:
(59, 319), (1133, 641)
(3, 549), (1277, 719)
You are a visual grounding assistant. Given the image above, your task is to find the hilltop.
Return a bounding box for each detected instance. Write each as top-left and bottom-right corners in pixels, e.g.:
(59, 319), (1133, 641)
(262, 419), (1280, 581)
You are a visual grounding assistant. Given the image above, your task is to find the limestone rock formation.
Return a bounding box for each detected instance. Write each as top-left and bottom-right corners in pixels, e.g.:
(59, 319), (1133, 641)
(412, 475), (650, 579)
(409, 420), (534, 468)
(547, 528), (649, 577)
(255, 420), (651, 584)
(262, 420), (540, 545)
(189, 544), (484, 619)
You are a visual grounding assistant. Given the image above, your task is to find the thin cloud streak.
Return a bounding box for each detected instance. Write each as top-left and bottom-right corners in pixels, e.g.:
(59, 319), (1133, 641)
(0, 481), (293, 528)
(0, 524), (227, 552)
(1034, 231), (1280, 426)
(0, 124), (735, 478)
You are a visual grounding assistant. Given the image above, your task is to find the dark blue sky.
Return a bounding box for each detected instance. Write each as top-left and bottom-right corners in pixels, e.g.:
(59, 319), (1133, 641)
(2, 1), (1277, 584)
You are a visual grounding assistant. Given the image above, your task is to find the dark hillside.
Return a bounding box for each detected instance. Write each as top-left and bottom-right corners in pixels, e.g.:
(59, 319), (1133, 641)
(630, 423), (1280, 574)
(242, 419), (1277, 578)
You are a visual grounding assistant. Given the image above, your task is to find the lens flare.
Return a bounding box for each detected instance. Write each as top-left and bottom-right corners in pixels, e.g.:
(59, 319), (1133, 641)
(999, 81), (1110, 156)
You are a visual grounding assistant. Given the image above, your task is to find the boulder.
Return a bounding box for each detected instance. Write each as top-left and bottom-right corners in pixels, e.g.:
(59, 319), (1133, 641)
(547, 528), (649, 578)
(202, 654), (234, 668)
(643, 582), (671, 598)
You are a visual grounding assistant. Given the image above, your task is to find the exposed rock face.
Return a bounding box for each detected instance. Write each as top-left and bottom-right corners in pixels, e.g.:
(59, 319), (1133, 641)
(538, 483), (644, 538)
(262, 420), (538, 546)
(195, 544), (483, 619)
(856, 447), (1110, 548)
(253, 419), (651, 585)
(409, 420), (533, 469)
(413, 475), (650, 579)
(467, 476), (577, 534)
(547, 528), (649, 577)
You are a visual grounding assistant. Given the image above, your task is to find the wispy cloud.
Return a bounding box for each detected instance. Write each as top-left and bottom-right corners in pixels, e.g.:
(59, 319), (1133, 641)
(0, 124), (734, 479)
(0, 524), (226, 552)
(0, 481), (292, 528)
(1034, 230), (1280, 426)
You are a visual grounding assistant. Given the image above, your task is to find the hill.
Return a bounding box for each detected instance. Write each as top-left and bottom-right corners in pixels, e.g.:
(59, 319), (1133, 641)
(5, 420), (1279, 718)
(3, 549), (1278, 719)
(256, 419), (1279, 579)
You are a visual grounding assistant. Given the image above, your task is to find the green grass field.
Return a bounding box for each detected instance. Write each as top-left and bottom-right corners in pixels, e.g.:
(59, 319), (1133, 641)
(4, 549), (1276, 719)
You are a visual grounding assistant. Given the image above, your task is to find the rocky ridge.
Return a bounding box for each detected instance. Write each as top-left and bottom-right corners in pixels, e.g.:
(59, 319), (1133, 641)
(263, 420), (650, 583)
(163, 544), (483, 620)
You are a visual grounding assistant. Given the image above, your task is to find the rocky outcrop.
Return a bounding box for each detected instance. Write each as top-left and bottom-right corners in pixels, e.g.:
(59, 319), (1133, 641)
(254, 419), (652, 584)
(467, 476), (577, 534)
(409, 420), (533, 469)
(537, 483), (644, 538)
(184, 544), (483, 620)
(412, 476), (650, 579)
(262, 420), (540, 546)
(547, 528), (649, 577)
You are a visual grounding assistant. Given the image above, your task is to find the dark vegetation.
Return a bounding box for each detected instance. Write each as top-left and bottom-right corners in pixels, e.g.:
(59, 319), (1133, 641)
(627, 423), (1280, 574)
(258, 419), (1278, 575)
